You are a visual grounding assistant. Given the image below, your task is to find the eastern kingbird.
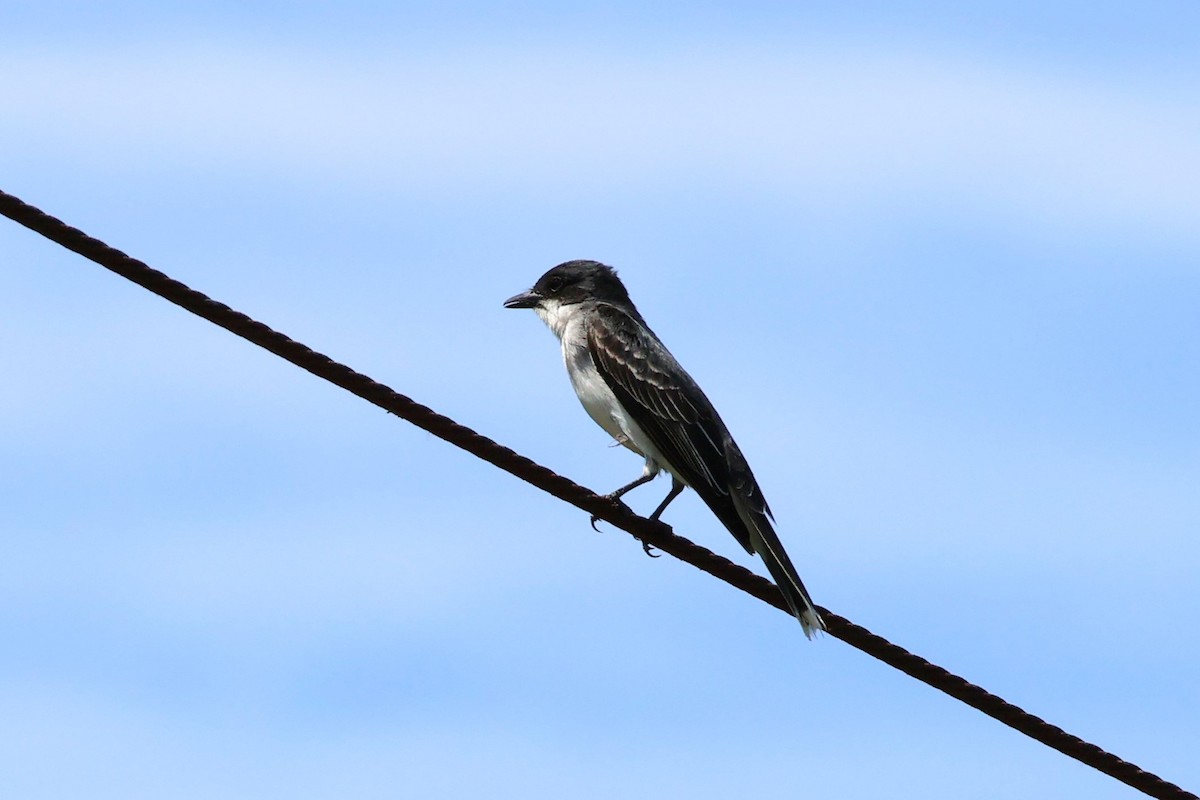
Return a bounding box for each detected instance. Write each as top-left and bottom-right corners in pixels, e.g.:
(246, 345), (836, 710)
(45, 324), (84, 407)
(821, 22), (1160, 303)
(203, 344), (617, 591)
(505, 260), (825, 637)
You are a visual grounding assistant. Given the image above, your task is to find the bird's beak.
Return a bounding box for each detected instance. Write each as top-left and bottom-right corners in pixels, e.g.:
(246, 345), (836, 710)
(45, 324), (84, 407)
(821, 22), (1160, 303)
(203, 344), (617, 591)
(503, 289), (541, 309)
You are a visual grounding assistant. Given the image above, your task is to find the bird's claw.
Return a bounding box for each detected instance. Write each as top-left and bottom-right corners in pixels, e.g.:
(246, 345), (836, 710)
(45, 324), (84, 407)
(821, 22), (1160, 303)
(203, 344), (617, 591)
(590, 492), (628, 531)
(590, 497), (660, 556)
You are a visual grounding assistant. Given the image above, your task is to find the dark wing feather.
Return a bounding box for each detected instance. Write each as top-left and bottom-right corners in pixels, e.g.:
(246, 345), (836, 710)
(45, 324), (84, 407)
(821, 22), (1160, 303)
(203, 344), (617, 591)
(587, 303), (754, 552)
(587, 303), (825, 635)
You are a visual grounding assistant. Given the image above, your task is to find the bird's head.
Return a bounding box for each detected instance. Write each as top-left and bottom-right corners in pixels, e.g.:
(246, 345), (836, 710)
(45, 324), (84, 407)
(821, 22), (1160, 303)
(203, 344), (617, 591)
(503, 260), (632, 312)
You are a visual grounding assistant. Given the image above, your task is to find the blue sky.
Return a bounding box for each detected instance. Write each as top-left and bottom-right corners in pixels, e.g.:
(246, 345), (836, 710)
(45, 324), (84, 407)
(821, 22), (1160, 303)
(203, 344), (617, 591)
(2, 3), (1197, 798)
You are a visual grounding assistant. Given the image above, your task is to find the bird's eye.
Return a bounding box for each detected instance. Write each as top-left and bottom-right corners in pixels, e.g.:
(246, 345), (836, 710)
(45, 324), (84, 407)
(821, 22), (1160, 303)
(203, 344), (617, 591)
(545, 276), (564, 293)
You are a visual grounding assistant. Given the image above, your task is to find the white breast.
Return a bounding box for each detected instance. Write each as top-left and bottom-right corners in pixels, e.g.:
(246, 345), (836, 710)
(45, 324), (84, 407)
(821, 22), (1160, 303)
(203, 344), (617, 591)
(536, 301), (658, 467)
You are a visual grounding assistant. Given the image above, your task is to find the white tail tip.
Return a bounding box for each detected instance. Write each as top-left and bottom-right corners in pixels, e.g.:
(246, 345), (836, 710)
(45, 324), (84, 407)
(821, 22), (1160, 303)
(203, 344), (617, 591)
(800, 608), (826, 640)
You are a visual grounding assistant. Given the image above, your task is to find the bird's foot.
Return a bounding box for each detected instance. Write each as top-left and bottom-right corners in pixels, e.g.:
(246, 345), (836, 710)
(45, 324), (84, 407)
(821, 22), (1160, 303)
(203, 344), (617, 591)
(589, 494), (662, 557)
(589, 491), (632, 531)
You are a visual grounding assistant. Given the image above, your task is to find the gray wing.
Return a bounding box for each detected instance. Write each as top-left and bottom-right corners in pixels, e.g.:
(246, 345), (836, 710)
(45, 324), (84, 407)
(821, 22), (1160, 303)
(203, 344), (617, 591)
(586, 303), (755, 552)
(587, 303), (825, 635)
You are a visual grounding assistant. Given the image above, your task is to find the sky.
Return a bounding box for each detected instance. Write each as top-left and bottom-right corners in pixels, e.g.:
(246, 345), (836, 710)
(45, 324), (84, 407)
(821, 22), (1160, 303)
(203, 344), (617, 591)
(1, 2), (1198, 798)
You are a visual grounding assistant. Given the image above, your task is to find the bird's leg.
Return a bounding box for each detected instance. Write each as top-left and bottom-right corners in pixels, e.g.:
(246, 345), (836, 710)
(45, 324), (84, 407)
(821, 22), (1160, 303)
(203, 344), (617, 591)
(608, 472), (658, 501)
(589, 472), (658, 531)
(648, 479), (685, 522)
(635, 479), (685, 557)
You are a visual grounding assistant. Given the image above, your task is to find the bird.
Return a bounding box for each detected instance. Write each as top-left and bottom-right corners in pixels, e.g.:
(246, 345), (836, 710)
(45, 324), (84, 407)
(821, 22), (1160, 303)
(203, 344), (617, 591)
(504, 260), (824, 637)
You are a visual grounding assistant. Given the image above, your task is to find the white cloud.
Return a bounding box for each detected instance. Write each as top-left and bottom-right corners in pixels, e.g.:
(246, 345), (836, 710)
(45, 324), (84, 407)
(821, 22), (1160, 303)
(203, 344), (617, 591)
(3, 41), (1197, 240)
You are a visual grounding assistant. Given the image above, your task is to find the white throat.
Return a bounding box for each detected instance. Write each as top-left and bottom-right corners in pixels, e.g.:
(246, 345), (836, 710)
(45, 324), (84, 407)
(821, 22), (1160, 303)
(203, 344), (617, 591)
(533, 298), (576, 340)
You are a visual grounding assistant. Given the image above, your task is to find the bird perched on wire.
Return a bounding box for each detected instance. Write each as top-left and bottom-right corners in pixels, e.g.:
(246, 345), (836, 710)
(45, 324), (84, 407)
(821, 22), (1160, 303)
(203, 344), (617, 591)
(504, 260), (824, 637)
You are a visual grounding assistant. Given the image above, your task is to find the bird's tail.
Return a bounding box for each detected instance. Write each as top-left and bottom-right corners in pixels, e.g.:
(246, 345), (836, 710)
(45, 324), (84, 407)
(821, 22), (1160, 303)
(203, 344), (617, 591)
(732, 493), (825, 639)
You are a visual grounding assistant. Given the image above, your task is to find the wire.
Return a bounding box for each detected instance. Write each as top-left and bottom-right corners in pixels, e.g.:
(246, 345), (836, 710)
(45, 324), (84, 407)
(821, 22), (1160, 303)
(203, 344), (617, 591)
(2, 187), (1194, 800)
